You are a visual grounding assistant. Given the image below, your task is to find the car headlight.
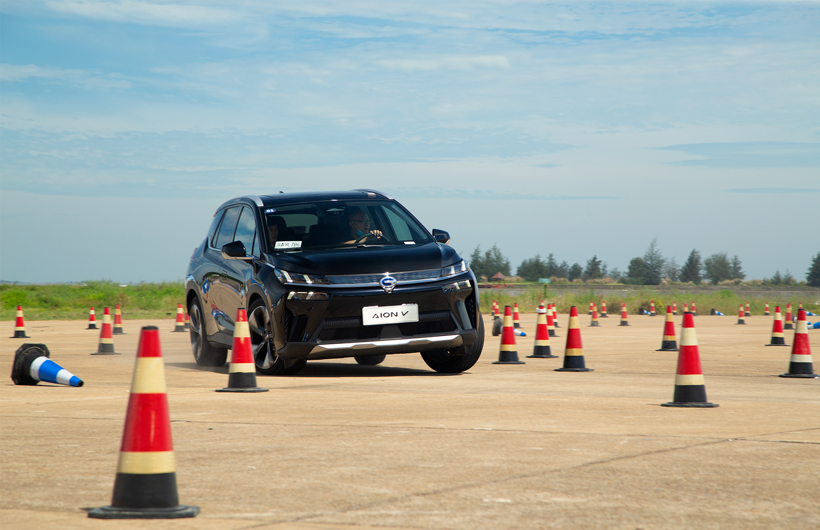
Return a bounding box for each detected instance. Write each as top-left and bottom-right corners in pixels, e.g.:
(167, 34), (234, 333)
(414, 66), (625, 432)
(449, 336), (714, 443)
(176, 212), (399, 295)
(274, 268), (330, 285)
(440, 260), (469, 278)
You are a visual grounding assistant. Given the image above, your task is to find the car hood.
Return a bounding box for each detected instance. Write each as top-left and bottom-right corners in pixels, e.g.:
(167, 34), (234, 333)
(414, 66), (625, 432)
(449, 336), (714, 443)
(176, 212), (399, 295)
(267, 242), (460, 275)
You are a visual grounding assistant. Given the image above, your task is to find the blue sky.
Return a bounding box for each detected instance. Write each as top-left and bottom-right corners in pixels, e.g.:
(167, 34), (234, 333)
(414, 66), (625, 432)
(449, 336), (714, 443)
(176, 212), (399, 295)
(1, 1), (818, 283)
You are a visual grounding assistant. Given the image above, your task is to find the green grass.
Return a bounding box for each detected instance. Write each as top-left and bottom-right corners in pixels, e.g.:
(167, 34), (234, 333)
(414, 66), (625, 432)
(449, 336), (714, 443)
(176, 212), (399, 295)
(0, 281), (185, 320)
(479, 287), (820, 316)
(2, 281), (818, 321)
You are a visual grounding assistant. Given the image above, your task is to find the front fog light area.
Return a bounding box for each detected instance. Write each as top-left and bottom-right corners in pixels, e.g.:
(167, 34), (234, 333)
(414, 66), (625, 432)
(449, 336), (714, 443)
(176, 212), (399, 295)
(287, 291), (330, 301)
(442, 280), (471, 293)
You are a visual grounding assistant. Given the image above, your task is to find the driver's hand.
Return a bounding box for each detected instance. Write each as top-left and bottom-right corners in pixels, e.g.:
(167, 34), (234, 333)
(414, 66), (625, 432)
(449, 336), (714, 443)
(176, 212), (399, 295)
(370, 230), (383, 238)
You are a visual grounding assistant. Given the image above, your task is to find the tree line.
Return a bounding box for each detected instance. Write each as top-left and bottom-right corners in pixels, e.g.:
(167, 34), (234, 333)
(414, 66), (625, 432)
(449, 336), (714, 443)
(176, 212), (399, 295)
(468, 243), (820, 288)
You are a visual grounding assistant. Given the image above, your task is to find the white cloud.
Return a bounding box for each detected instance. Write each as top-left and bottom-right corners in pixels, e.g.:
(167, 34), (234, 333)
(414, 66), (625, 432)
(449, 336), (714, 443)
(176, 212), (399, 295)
(44, 0), (243, 27)
(377, 55), (510, 71)
(0, 63), (133, 88)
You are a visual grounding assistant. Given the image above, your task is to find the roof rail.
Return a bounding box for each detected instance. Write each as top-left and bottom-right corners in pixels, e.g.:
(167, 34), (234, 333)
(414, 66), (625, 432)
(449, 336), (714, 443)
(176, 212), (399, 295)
(352, 189), (392, 199)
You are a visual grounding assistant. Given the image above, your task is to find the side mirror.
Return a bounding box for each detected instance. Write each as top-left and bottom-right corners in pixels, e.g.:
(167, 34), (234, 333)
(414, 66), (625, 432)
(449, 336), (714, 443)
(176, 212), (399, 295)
(432, 229), (450, 245)
(221, 241), (252, 260)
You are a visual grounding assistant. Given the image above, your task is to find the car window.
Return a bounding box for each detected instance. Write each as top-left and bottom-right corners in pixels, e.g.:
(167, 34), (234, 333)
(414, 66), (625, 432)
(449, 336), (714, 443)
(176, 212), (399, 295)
(234, 207), (257, 257)
(263, 200), (433, 251)
(214, 207), (241, 249)
(251, 230), (260, 257)
(207, 210), (225, 247)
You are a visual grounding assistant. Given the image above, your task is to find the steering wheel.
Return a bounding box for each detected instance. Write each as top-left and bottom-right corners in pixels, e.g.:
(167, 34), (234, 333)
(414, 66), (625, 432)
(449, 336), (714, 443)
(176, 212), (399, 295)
(354, 232), (389, 244)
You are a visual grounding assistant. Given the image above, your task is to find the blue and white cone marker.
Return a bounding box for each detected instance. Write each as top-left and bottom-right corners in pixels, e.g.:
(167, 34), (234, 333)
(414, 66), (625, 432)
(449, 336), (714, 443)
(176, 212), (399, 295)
(513, 328), (527, 337)
(11, 344), (84, 387)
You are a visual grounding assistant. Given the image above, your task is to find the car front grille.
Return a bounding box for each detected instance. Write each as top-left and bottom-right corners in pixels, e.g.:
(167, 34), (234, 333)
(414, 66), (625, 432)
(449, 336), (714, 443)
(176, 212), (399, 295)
(317, 310), (457, 342)
(326, 269), (441, 285)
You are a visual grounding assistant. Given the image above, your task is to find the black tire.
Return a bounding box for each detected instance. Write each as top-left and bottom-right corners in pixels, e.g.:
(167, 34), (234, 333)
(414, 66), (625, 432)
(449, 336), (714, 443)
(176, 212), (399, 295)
(491, 316), (502, 336)
(355, 354), (386, 366)
(189, 297), (228, 367)
(247, 298), (306, 376)
(421, 314), (485, 373)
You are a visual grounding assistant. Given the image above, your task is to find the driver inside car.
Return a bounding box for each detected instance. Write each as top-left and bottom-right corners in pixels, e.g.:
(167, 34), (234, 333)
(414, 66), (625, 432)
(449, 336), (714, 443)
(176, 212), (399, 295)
(344, 208), (383, 243)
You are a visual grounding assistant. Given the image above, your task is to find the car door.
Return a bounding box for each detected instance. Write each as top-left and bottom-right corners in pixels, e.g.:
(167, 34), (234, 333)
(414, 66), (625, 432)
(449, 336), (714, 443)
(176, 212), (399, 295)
(219, 205), (260, 336)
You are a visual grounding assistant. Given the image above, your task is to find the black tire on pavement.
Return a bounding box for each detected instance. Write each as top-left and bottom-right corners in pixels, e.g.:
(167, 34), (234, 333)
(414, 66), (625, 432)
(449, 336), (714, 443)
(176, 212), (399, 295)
(247, 298), (306, 376)
(355, 354), (386, 366)
(189, 297), (228, 367)
(421, 314), (485, 373)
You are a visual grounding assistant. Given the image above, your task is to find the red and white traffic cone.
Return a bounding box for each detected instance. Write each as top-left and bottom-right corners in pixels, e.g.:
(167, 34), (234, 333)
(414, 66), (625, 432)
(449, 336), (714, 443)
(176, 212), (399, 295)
(555, 306), (592, 372)
(217, 309), (268, 392)
(784, 303), (794, 330)
(552, 304), (560, 328)
(649, 301), (656, 316)
(672, 301), (678, 315)
(691, 302), (698, 316)
(600, 300), (608, 318)
(173, 304), (186, 332)
(494, 306), (524, 364)
(589, 308), (600, 327)
(547, 305), (557, 337)
(620, 304), (630, 326)
(662, 313), (718, 408)
(765, 306), (788, 346)
(92, 307), (119, 355)
(588, 301), (594, 315)
(528, 305), (556, 358)
(184, 312), (190, 331)
(736, 304), (746, 325)
(682, 303), (689, 314)
(780, 310), (817, 379)
(113, 304), (125, 335)
(87, 307), (98, 330)
(744, 303), (751, 317)
(512, 303), (521, 329)
(764, 302), (770, 316)
(10, 306), (30, 338)
(657, 306), (678, 351)
(88, 327), (199, 519)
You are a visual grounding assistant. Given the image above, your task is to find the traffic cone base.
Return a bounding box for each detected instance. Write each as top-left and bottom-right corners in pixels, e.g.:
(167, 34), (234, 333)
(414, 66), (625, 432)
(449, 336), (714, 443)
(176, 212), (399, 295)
(12, 344), (84, 387)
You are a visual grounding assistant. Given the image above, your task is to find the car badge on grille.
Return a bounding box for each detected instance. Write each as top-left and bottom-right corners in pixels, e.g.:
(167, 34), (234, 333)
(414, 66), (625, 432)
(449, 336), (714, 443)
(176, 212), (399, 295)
(379, 276), (397, 293)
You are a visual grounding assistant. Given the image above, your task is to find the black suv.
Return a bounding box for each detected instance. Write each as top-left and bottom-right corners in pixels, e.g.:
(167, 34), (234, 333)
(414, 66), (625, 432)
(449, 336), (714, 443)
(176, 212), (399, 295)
(185, 190), (484, 375)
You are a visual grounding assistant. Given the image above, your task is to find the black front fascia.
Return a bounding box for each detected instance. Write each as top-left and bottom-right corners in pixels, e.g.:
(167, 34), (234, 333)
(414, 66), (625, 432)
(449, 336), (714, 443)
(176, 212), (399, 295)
(271, 272), (477, 359)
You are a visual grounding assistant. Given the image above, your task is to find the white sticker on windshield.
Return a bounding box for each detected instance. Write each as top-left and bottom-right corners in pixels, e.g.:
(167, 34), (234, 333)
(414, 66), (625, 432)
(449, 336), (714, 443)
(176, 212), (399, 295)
(404, 241), (415, 245)
(274, 241), (302, 250)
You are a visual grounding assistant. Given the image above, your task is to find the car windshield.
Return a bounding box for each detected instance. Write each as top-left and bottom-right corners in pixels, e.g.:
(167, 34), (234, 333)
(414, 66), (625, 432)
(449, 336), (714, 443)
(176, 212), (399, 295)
(262, 200), (434, 252)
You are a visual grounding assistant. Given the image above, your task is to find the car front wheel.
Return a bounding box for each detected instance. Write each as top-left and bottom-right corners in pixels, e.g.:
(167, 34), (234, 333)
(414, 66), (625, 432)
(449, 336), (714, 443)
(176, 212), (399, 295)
(421, 314), (485, 373)
(247, 298), (306, 376)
